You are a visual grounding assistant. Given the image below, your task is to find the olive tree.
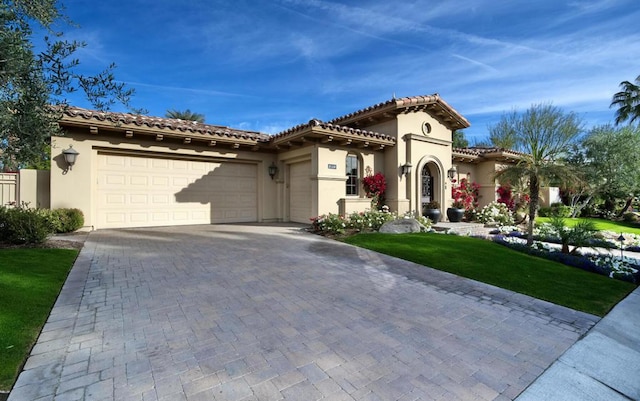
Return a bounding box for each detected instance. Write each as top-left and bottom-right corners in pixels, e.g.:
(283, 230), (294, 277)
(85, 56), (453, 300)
(1, 0), (139, 169)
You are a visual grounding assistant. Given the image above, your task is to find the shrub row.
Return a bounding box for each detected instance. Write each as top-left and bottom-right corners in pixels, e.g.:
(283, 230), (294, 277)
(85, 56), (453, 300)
(0, 206), (84, 245)
(311, 210), (430, 236)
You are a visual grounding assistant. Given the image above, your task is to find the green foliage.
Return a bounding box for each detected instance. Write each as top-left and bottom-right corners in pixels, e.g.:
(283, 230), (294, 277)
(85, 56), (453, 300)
(48, 208), (84, 233)
(611, 74), (640, 125)
(547, 216), (598, 254)
(491, 103), (583, 245)
(0, 0), (139, 169)
(0, 248), (79, 390)
(539, 203), (572, 217)
(165, 109), (205, 122)
(452, 130), (469, 148)
(0, 205), (53, 244)
(569, 125), (640, 212)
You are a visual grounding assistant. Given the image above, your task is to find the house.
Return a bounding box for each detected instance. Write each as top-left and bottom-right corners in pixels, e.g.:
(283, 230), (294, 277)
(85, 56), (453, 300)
(42, 94), (533, 230)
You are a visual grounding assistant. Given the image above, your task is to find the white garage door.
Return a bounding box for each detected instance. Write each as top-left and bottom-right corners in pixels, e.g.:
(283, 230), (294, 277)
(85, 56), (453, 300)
(289, 161), (312, 223)
(97, 153), (257, 229)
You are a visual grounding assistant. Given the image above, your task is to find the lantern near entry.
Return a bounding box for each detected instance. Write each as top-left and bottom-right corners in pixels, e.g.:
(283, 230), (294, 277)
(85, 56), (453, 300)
(447, 165), (457, 181)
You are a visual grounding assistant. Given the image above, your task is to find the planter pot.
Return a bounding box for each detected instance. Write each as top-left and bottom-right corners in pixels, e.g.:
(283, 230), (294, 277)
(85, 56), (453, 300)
(446, 208), (465, 222)
(423, 209), (441, 223)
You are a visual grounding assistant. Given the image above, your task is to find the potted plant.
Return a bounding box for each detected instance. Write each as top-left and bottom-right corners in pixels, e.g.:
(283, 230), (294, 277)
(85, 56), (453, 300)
(423, 200), (441, 223)
(447, 200), (465, 222)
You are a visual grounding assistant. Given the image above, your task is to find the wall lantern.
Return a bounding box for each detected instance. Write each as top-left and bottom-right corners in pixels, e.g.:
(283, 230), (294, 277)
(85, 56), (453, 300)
(447, 165), (457, 181)
(401, 163), (412, 177)
(618, 233), (626, 259)
(62, 145), (79, 170)
(268, 162), (278, 180)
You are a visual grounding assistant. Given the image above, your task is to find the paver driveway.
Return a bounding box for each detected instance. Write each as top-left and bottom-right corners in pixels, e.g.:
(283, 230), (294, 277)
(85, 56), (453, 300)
(9, 224), (598, 401)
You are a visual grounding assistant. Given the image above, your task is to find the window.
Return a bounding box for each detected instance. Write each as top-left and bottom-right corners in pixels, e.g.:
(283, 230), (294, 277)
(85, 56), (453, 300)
(346, 154), (358, 195)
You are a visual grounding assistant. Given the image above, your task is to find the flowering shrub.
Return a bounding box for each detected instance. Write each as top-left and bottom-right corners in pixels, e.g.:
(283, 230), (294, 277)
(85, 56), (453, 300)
(493, 234), (640, 283)
(310, 213), (348, 234)
(348, 210), (395, 232)
(362, 172), (386, 209)
(310, 209), (431, 236)
(476, 201), (514, 225)
(496, 184), (515, 210)
(451, 178), (480, 210)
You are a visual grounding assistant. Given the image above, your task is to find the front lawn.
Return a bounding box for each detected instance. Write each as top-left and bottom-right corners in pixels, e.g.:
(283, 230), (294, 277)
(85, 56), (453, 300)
(0, 249), (79, 391)
(343, 233), (635, 317)
(536, 217), (640, 235)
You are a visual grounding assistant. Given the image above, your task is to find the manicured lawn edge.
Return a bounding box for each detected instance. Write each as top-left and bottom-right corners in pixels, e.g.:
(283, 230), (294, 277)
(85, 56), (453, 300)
(343, 233), (636, 317)
(0, 249), (79, 391)
(536, 217), (640, 235)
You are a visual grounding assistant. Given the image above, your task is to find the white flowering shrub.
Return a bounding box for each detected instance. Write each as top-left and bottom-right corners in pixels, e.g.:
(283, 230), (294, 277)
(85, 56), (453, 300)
(476, 201), (514, 225)
(589, 254), (639, 281)
(348, 210), (395, 232)
(311, 209), (431, 235)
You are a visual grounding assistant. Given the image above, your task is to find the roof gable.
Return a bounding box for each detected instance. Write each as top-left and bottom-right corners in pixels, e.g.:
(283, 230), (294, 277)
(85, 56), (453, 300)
(328, 94), (471, 131)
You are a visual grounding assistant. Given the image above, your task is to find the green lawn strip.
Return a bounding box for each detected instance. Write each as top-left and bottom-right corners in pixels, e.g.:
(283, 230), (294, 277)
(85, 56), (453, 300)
(0, 248), (79, 391)
(536, 217), (640, 235)
(343, 233), (635, 317)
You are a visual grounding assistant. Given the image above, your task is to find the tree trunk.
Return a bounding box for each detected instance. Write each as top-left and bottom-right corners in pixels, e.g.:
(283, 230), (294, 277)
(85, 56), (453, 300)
(527, 175), (540, 247)
(618, 197), (635, 217)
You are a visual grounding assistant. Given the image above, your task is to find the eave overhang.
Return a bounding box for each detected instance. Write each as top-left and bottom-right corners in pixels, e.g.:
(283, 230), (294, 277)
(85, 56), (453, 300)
(269, 119), (396, 150)
(329, 94), (471, 131)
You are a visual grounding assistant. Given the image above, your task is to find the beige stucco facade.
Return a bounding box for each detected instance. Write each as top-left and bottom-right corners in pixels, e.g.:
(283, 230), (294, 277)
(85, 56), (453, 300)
(43, 94), (524, 230)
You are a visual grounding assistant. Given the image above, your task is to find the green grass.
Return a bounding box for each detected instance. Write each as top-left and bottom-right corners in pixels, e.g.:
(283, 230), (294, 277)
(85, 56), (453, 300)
(536, 217), (640, 235)
(343, 233), (635, 317)
(0, 248), (79, 391)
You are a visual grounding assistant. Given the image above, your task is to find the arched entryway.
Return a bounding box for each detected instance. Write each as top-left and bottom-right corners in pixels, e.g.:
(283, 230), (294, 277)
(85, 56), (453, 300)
(418, 160), (443, 215)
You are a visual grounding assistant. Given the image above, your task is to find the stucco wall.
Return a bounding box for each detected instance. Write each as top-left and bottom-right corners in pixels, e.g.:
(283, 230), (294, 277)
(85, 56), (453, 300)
(19, 169), (50, 209)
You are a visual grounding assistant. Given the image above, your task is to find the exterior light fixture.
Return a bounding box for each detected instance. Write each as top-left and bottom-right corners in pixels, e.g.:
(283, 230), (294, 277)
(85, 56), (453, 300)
(62, 145), (79, 170)
(618, 233), (626, 259)
(268, 162), (278, 180)
(401, 163), (412, 177)
(447, 165), (457, 181)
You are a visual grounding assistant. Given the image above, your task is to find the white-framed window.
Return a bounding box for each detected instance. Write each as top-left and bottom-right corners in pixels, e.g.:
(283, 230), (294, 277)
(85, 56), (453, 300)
(346, 154), (359, 195)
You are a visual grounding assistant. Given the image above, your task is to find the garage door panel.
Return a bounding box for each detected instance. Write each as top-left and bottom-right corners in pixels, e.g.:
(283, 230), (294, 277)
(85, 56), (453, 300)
(97, 154), (257, 228)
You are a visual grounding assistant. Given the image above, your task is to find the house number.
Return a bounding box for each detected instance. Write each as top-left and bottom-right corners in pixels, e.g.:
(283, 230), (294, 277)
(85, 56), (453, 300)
(328, 164), (337, 169)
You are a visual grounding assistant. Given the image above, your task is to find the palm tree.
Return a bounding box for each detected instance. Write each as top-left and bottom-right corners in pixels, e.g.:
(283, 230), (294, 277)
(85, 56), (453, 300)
(490, 104), (583, 246)
(611, 75), (640, 125)
(165, 109), (205, 123)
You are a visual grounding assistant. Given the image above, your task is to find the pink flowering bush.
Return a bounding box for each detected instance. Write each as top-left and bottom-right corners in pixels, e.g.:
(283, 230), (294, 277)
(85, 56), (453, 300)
(362, 172), (386, 209)
(451, 178), (480, 210)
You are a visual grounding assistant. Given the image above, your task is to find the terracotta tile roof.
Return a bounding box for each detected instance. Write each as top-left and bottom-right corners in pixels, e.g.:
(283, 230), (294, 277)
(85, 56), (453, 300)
(329, 94), (471, 130)
(61, 107), (270, 142)
(453, 146), (526, 162)
(272, 119), (396, 143)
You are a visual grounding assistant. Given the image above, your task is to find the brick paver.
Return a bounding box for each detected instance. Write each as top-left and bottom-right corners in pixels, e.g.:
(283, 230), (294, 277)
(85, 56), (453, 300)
(8, 224), (599, 401)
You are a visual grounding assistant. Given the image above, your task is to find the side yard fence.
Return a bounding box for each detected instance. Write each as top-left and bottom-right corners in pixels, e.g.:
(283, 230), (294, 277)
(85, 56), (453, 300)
(0, 173), (18, 207)
(0, 170), (50, 209)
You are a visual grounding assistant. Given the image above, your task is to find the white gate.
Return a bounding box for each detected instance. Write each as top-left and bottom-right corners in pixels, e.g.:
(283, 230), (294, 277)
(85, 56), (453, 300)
(0, 173), (18, 207)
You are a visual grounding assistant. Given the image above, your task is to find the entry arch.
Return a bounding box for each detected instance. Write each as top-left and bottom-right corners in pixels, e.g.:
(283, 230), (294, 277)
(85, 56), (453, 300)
(414, 156), (445, 216)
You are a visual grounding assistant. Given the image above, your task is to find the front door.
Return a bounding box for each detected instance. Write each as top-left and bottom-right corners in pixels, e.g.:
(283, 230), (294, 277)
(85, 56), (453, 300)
(421, 164), (434, 210)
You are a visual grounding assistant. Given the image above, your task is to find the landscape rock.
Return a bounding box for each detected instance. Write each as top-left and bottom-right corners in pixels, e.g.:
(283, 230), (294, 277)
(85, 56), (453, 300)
(379, 218), (424, 234)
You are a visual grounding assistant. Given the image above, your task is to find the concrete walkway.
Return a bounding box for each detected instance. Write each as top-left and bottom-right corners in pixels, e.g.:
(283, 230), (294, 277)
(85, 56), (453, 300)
(8, 224), (605, 400)
(515, 286), (640, 401)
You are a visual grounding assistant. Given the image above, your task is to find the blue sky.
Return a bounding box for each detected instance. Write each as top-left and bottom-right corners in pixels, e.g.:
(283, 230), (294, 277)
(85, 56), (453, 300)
(52, 0), (638, 143)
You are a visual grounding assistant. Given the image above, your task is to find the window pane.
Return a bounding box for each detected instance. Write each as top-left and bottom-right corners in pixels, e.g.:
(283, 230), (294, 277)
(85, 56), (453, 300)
(346, 155), (358, 195)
